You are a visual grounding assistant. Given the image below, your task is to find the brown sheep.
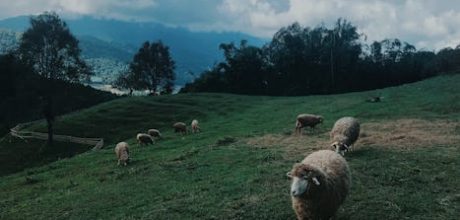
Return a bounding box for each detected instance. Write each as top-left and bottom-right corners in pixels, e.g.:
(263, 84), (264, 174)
(173, 122), (187, 135)
(148, 129), (162, 138)
(295, 114), (323, 135)
(136, 133), (154, 146)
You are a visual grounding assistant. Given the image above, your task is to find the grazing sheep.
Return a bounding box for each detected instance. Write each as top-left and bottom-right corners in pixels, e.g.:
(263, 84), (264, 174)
(136, 133), (154, 146)
(287, 150), (351, 220)
(173, 122), (187, 135)
(114, 142), (130, 166)
(191, 119), (200, 133)
(295, 114), (323, 135)
(148, 129), (162, 138)
(330, 117), (360, 156)
(366, 96), (382, 103)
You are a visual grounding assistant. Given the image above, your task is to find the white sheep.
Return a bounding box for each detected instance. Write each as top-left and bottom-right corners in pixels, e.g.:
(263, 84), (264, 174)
(287, 150), (351, 220)
(173, 122), (187, 135)
(136, 133), (154, 146)
(148, 129), (162, 138)
(295, 114), (323, 135)
(191, 119), (200, 133)
(330, 117), (360, 156)
(114, 142), (130, 166)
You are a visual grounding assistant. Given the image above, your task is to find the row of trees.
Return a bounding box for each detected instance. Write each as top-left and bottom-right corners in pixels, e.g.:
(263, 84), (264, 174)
(2, 12), (176, 144)
(181, 19), (460, 95)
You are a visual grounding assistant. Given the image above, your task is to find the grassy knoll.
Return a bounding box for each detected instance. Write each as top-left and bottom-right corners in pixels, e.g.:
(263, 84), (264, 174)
(1, 74), (459, 219)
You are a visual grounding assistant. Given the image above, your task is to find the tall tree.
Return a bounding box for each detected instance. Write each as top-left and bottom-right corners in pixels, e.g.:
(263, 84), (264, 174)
(116, 41), (176, 94)
(17, 12), (90, 145)
(219, 40), (267, 94)
(325, 18), (362, 91)
(265, 22), (314, 95)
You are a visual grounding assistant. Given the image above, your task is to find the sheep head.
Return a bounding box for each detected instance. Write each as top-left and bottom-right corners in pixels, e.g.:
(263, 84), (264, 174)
(318, 116), (324, 123)
(287, 164), (322, 197)
(331, 141), (349, 156)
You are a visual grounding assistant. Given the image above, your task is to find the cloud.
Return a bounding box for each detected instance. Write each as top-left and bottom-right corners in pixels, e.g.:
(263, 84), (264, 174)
(0, 0), (159, 21)
(1, 0), (460, 50)
(212, 0), (460, 50)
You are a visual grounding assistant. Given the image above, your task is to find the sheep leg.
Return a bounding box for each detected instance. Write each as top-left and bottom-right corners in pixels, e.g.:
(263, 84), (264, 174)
(295, 121), (302, 135)
(295, 127), (303, 135)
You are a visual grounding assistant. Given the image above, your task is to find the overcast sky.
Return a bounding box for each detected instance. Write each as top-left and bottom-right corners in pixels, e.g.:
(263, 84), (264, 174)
(1, 0), (460, 50)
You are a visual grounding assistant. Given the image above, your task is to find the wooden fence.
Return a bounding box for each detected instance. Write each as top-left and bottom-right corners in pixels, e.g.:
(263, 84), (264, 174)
(10, 123), (104, 150)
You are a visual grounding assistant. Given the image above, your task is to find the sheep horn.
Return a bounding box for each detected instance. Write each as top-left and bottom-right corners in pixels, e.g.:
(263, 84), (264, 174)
(312, 177), (320, 186)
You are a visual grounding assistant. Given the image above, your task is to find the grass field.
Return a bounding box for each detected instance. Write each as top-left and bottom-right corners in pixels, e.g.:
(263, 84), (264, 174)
(1, 74), (459, 219)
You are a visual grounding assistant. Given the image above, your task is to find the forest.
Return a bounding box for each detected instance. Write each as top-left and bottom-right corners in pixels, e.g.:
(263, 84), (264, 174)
(181, 19), (460, 95)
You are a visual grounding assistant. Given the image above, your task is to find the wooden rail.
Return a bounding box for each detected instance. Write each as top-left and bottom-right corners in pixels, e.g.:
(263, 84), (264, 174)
(10, 123), (104, 150)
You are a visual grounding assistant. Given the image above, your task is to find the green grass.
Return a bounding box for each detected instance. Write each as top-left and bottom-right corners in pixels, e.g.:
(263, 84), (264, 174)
(1, 74), (460, 219)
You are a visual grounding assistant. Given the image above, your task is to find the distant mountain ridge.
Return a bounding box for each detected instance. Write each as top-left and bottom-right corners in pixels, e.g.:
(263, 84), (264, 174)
(0, 15), (267, 85)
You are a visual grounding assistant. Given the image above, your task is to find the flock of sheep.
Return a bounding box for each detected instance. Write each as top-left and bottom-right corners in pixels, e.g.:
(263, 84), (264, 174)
(114, 113), (360, 220)
(290, 114), (360, 220)
(114, 119), (201, 166)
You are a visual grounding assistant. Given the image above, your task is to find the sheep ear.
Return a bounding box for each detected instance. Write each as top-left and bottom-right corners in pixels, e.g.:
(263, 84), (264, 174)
(312, 177), (320, 186)
(333, 144), (343, 153)
(286, 172), (293, 178)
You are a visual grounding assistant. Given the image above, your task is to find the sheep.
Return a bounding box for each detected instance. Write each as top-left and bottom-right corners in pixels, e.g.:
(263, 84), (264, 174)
(148, 129), (162, 138)
(366, 96), (383, 103)
(191, 119), (200, 133)
(114, 142), (130, 166)
(295, 114), (323, 135)
(287, 150), (351, 220)
(173, 122), (187, 135)
(330, 117), (360, 156)
(136, 133), (154, 146)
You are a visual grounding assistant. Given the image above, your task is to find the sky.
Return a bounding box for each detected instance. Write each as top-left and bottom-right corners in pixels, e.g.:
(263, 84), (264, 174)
(1, 0), (460, 50)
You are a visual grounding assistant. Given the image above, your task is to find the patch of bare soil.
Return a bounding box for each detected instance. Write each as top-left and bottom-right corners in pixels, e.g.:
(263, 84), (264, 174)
(245, 119), (460, 159)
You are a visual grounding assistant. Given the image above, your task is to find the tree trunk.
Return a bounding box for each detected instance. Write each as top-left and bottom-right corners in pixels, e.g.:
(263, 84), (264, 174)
(43, 87), (55, 146)
(330, 37), (335, 90)
(46, 116), (53, 145)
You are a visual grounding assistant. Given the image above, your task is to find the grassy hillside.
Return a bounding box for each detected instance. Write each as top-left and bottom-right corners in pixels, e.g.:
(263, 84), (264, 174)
(1, 74), (459, 219)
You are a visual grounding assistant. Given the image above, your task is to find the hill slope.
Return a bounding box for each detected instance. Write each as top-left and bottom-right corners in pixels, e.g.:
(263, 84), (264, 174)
(1, 74), (459, 219)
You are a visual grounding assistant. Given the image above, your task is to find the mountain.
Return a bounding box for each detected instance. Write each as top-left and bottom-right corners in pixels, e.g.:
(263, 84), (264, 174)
(0, 15), (267, 85)
(0, 29), (21, 54)
(78, 35), (135, 61)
